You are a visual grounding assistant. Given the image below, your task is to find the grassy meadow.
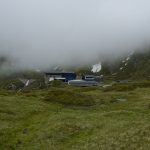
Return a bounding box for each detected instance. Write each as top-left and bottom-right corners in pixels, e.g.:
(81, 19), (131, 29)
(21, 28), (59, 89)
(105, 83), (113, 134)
(0, 83), (150, 150)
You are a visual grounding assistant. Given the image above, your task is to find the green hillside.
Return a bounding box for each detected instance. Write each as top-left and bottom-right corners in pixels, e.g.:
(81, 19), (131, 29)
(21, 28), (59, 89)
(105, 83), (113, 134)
(0, 84), (150, 150)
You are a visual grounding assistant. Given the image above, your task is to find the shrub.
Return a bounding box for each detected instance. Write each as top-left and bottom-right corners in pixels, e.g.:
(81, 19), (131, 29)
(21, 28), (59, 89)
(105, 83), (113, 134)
(71, 87), (98, 92)
(0, 79), (24, 90)
(103, 83), (135, 92)
(44, 88), (95, 106)
(48, 80), (65, 87)
(0, 89), (15, 96)
(132, 81), (150, 88)
(103, 81), (150, 92)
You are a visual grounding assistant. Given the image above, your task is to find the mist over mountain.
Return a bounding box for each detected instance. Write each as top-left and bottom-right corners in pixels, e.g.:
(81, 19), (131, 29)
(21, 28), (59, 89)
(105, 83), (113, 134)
(91, 48), (150, 80)
(0, 0), (150, 70)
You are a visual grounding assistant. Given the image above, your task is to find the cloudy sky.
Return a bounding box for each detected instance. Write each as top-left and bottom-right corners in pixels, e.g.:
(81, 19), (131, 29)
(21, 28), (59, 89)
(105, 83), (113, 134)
(0, 0), (150, 68)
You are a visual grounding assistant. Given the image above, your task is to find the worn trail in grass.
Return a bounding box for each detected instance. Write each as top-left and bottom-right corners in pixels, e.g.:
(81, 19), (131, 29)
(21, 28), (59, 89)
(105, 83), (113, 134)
(0, 86), (150, 150)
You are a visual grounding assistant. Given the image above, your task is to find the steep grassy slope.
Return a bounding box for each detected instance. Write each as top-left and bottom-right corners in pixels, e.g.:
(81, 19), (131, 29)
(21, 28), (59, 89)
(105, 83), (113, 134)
(116, 50), (150, 79)
(0, 85), (150, 150)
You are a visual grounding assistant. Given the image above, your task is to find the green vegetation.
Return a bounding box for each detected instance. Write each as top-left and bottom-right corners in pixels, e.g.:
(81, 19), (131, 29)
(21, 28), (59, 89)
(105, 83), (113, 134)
(103, 81), (150, 92)
(0, 82), (150, 150)
(48, 80), (65, 87)
(44, 88), (96, 106)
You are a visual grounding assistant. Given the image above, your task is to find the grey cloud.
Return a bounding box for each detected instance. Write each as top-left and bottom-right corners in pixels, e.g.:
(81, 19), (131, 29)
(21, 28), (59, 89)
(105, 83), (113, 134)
(0, 0), (150, 69)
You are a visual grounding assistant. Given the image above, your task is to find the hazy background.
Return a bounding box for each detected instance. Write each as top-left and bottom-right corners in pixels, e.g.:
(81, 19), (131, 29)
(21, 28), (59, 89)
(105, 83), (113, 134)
(0, 0), (150, 69)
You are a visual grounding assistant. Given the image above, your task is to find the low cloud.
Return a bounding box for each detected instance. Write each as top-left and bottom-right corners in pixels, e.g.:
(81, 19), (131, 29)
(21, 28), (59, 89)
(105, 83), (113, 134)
(0, 0), (150, 69)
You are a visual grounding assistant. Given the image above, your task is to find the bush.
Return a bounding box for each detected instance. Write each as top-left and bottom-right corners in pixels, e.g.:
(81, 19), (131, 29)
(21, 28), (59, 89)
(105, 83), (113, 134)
(103, 81), (150, 92)
(48, 80), (65, 87)
(132, 81), (150, 88)
(0, 79), (24, 90)
(44, 88), (95, 106)
(73, 87), (98, 92)
(103, 83), (135, 92)
(0, 89), (15, 96)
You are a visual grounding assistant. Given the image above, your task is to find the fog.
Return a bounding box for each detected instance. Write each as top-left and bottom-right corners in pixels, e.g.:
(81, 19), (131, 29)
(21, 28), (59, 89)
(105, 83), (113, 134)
(0, 0), (150, 69)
